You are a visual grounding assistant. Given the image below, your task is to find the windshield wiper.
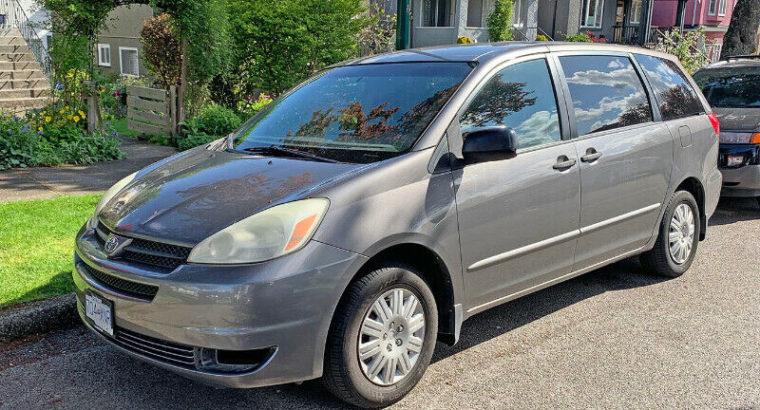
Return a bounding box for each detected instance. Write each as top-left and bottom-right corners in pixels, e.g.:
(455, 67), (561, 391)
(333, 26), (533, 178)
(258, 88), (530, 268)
(239, 146), (338, 163)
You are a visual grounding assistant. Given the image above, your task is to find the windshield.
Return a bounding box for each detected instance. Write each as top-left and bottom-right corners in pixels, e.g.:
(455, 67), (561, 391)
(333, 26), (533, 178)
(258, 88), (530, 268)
(694, 68), (760, 108)
(231, 62), (472, 163)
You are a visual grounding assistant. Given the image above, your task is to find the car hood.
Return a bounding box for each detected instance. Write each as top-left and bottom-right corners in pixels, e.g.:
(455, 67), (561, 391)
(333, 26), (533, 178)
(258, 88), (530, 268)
(713, 107), (760, 132)
(99, 147), (365, 245)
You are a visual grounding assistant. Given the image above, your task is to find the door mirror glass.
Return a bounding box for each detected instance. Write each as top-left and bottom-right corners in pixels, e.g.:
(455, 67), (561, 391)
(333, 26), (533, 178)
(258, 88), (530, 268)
(462, 126), (517, 161)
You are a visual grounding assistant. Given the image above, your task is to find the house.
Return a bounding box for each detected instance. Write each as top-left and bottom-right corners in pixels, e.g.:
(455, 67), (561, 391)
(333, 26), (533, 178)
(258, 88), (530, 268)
(537, 0), (654, 44)
(651, 0), (736, 62)
(95, 4), (153, 78)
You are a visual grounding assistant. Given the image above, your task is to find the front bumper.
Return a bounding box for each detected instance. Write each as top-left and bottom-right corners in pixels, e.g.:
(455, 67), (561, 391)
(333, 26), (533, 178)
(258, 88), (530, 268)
(719, 144), (760, 197)
(74, 225), (366, 388)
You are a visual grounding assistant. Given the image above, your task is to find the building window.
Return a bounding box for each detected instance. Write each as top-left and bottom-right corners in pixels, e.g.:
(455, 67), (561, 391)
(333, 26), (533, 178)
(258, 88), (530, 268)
(718, 0), (727, 16)
(421, 0), (452, 27)
(513, 0), (524, 28)
(581, 0), (604, 28)
(467, 0), (483, 27)
(629, 0), (642, 24)
(97, 44), (111, 67)
(711, 44), (722, 62)
(708, 0), (717, 15)
(119, 47), (139, 77)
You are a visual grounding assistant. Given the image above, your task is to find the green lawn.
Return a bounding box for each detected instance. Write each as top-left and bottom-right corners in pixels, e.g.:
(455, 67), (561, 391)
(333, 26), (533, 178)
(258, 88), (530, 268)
(0, 194), (100, 308)
(112, 117), (138, 139)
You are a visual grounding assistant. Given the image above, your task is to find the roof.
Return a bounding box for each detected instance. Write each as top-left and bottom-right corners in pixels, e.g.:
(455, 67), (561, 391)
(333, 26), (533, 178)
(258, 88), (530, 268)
(699, 55), (760, 72)
(337, 42), (677, 67)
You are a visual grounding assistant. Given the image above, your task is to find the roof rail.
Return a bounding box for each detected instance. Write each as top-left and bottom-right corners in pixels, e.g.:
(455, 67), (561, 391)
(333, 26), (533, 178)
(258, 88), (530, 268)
(724, 54), (760, 61)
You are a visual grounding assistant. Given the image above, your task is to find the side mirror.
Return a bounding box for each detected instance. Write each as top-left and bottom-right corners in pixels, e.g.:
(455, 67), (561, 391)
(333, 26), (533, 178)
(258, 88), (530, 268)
(462, 126), (517, 161)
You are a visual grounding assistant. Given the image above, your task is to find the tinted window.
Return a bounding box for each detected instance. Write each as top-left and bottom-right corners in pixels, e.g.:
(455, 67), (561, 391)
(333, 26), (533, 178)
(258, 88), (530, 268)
(634, 54), (705, 121)
(232, 62), (472, 163)
(460, 59), (561, 150)
(560, 55), (652, 136)
(693, 69), (760, 108)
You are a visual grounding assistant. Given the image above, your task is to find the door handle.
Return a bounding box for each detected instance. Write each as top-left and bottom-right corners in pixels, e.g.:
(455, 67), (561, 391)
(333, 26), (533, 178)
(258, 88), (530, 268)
(581, 148), (603, 163)
(553, 156), (577, 170)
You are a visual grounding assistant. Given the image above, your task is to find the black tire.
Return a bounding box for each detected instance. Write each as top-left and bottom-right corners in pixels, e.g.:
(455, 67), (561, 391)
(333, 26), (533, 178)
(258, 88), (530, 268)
(640, 190), (700, 278)
(322, 262), (438, 408)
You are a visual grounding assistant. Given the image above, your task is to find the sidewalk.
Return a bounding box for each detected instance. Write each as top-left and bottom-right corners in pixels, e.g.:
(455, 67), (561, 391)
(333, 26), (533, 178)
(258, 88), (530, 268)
(0, 137), (177, 203)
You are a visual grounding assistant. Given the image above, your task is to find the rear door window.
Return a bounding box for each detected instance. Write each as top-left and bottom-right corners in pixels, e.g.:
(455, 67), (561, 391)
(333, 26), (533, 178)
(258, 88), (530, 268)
(634, 54), (705, 121)
(559, 55), (653, 136)
(459, 58), (562, 150)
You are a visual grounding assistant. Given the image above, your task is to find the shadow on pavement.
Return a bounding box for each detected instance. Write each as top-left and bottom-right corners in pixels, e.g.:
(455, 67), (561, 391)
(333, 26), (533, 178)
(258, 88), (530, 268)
(709, 197), (760, 226)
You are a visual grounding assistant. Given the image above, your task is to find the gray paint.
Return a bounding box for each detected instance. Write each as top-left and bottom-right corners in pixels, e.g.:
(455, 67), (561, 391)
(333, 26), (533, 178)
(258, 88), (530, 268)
(95, 5), (152, 77)
(74, 42), (721, 390)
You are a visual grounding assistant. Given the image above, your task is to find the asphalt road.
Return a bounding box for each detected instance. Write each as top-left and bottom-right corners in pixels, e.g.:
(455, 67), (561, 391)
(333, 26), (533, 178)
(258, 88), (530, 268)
(2, 198), (759, 409)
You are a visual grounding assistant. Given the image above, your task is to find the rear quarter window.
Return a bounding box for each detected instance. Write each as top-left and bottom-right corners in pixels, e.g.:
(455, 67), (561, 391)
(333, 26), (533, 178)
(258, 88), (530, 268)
(634, 54), (705, 121)
(559, 55), (653, 136)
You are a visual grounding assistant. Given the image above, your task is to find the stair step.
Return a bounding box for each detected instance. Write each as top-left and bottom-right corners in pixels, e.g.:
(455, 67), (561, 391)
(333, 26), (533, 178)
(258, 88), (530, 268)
(0, 70), (45, 80)
(0, 79), (50, 89)
(0, 61), (40, 71)
(0, 36), (27, 46)
(0, 97), (50, 110)
(0, 52), (36, 62)
(0, 88), (51, 99)
(0, 44), (29, 53)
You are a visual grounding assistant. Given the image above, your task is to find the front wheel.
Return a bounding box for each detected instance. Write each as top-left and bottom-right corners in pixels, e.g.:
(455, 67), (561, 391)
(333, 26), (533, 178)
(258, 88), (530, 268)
(322, 262), (438, 408)
(640, 190), (700, 277)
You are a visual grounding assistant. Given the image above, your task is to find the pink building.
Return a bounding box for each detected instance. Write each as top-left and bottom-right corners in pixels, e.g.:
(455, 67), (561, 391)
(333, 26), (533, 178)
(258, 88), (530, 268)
(651, 0), (736, 62)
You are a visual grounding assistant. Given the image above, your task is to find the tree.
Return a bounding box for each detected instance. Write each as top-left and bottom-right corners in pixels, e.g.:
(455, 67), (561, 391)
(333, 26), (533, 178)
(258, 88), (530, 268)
(227, 0), (370, 96)
(487, 0), (514, 42)
(141, 13), (182, 89)
(720, 0), (760, 58)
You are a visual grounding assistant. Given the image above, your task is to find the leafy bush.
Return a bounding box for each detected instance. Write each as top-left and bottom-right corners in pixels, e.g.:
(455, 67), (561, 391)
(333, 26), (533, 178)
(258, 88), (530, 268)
(457, 36), (474, 44)
(141, 13), (182, 89)
(488, 0), (513, 42)
(655, 27), (711, 74)
(237, 93), (273, 118)
(0, 109), (123, 169)
(564, 32), (592, 42)
(536, 34), (548, 41)
(176, 103), (243, 150)
(357, 3), (397, 56)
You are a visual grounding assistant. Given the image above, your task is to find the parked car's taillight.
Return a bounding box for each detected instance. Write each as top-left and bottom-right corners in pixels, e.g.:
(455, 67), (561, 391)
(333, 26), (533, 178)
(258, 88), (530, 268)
(708, 113), (720, 138)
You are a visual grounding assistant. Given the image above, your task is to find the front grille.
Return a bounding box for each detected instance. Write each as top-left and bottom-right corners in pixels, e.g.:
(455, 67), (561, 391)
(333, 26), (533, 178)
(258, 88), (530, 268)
(82, 264), (158, 300)
(113, 327), (197, 369)
(95, 222), (191, 272)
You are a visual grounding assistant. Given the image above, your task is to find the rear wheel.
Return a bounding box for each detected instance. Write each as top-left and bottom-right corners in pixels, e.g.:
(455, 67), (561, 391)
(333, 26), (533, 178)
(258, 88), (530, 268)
(640, 190), (700, 278)
(322, 262), (437, 408)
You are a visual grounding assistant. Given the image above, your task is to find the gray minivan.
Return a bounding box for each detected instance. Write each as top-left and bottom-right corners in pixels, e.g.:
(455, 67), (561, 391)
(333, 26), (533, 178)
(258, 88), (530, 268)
(74, 43), (721, 407)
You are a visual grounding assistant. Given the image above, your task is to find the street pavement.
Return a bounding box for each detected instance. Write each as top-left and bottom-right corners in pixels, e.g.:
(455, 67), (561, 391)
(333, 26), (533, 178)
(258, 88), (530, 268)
(1, 198), (759, 409)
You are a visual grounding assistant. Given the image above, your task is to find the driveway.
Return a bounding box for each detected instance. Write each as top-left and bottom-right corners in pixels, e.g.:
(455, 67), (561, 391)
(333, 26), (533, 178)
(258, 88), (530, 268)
(1, 198), (759, 409)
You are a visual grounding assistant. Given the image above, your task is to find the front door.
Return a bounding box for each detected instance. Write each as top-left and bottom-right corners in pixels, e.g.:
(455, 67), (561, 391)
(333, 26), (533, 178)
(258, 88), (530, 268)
(453, 57), (581, 312)
(556, 53), (672, 270)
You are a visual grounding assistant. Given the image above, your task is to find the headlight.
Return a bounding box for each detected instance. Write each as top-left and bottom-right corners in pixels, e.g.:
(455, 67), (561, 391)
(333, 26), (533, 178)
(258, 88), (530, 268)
(86, 172), (137, 230)
(188, 198), (330, 264)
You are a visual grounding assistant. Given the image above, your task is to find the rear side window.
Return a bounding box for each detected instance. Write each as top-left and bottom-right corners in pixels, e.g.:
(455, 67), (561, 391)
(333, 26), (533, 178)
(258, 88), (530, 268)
(560, 55), (653, 136)
(634, 54), (705, 121)
(460, 58), (561, 150)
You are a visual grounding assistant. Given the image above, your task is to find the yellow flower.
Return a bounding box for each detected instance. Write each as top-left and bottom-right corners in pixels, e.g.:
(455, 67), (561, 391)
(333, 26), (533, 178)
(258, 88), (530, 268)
(59, 109), (65, 114)
(41, 111), (46, 115)
(64, 105), (69, 110)
(45, 116), (51, 123)
(66, 115), (72, 120)
(38, 126), (43, 131)
(78, 110), (85, 118)
(100, 89), (105, 93)
(73, 116), (80, 122)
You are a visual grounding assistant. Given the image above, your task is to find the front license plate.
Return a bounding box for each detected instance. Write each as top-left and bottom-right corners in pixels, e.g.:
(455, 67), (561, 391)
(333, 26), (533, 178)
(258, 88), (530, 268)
(85, 291), (114, 337)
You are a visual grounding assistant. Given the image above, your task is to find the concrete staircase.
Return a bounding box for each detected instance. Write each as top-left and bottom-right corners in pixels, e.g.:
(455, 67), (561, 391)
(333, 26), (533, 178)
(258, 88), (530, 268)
(0, 28), (50, 113)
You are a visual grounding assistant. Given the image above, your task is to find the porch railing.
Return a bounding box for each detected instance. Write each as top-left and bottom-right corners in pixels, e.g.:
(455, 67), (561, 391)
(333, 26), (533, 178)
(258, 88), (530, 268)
(0, 0), (50, 77)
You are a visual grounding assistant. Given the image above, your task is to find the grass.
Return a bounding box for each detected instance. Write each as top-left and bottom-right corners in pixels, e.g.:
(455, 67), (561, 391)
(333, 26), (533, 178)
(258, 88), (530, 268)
(0, 194), (100, 308)
(111, 117), (138, 139)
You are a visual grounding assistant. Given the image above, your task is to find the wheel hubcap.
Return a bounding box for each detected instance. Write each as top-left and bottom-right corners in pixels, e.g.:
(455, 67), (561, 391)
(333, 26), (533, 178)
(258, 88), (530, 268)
(669, 203), (695, 265)
(358, 288), (425, 386)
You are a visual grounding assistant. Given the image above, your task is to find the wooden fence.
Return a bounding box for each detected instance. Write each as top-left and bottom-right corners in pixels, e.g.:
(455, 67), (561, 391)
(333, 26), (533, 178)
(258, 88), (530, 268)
(127, 85), (178, 136)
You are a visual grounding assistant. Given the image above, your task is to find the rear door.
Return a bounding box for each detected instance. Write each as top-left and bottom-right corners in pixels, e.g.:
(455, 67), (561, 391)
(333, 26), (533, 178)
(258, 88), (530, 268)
(452, 56), (581, 311)
(554, 53), (673, 270)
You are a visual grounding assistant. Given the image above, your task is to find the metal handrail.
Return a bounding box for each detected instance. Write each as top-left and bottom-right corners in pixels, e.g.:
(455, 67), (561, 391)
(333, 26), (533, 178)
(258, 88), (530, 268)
(536, 26), (554, 41)
(0, 0), (51, 77)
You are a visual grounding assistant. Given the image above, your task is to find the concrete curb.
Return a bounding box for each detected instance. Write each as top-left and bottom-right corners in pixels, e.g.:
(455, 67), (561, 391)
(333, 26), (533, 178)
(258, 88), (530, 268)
(0, 293), (79, 341)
